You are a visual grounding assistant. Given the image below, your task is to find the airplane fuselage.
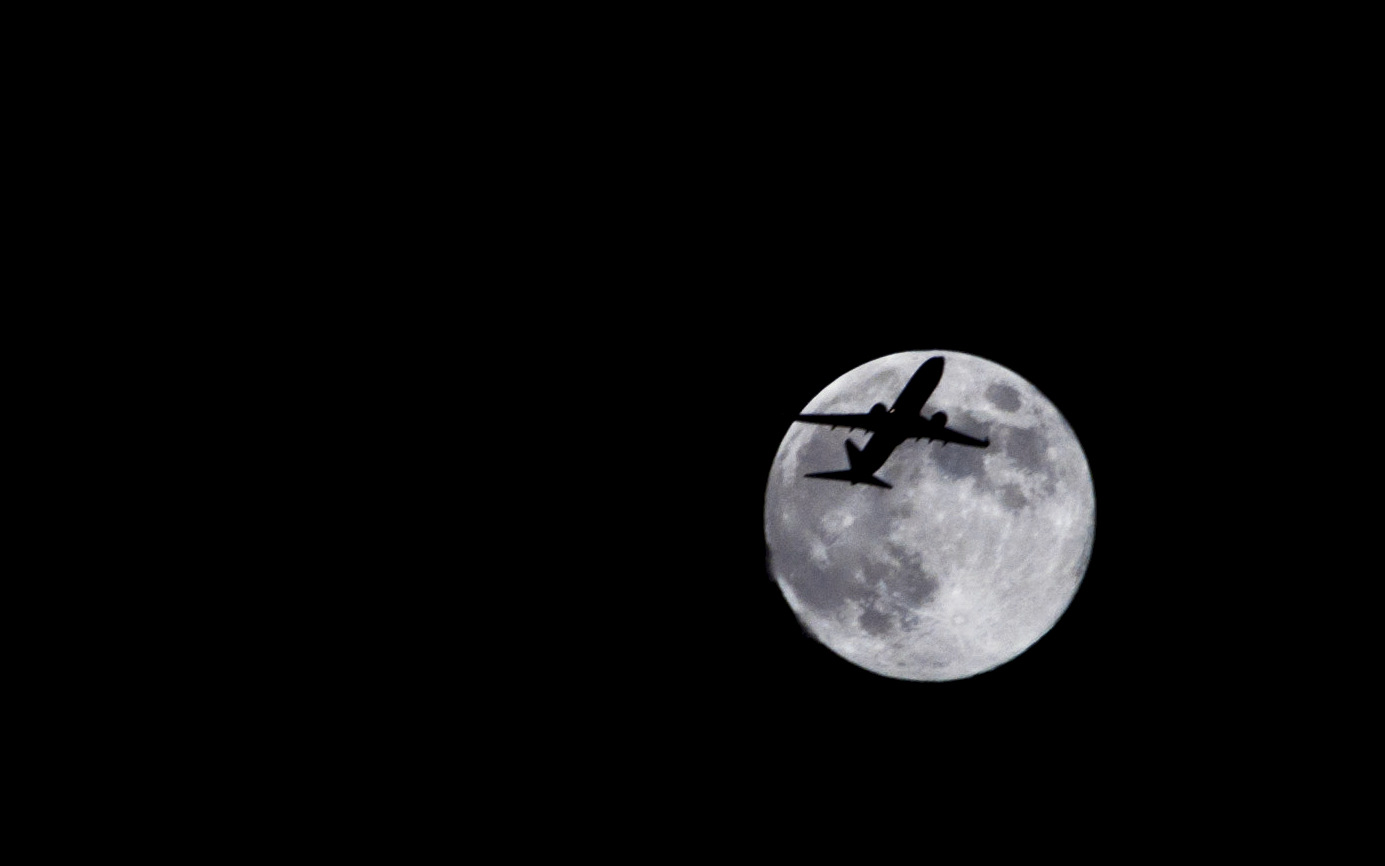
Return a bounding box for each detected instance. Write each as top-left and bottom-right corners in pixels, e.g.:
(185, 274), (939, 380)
(853, 425), (906, 475)
(851, 357), (946, 473)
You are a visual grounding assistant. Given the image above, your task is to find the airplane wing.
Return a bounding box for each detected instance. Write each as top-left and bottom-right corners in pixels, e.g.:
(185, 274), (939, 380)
(904, 418), (989, 448)
(794, 413), (886, 432)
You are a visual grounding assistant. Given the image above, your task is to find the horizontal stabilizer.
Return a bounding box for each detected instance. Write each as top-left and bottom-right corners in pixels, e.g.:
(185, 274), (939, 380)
(804, 469), (893, 489)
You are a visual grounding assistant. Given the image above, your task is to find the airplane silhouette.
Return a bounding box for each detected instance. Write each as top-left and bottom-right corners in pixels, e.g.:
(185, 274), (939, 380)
(795, 356), (989, 489)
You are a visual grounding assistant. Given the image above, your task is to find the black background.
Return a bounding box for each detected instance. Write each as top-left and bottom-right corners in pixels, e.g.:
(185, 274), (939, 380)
(50, 29), (1370, 836)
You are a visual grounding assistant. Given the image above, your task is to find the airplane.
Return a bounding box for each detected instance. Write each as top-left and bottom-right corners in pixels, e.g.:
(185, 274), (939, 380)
(795, 356), (989, 489)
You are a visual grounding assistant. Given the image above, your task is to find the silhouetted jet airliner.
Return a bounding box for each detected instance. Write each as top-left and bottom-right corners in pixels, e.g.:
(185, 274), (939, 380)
(795, 356), (989, 489)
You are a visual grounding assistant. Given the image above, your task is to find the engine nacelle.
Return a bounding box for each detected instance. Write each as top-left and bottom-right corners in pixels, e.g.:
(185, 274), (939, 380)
(870, 403), (889, 416)
(932, 410), (948, 427)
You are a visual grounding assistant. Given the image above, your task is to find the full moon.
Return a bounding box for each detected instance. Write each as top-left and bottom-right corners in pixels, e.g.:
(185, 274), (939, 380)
(764, 351), (1096, 681)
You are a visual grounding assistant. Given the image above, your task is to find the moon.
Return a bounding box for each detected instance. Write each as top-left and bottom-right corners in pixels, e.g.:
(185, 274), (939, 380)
(764, 350), (1096, 681)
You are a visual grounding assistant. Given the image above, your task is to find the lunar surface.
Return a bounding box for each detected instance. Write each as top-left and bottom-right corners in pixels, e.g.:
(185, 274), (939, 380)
(764, 351), (1095, 681)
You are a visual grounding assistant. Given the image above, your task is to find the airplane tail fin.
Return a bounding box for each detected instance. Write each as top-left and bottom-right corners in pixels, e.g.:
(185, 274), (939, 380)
(845, 439), (863, 468)
(804, 469), (893, 489)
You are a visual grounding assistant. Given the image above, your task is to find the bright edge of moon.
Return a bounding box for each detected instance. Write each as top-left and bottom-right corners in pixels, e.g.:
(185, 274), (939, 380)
(764, 350), (1096, 681)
